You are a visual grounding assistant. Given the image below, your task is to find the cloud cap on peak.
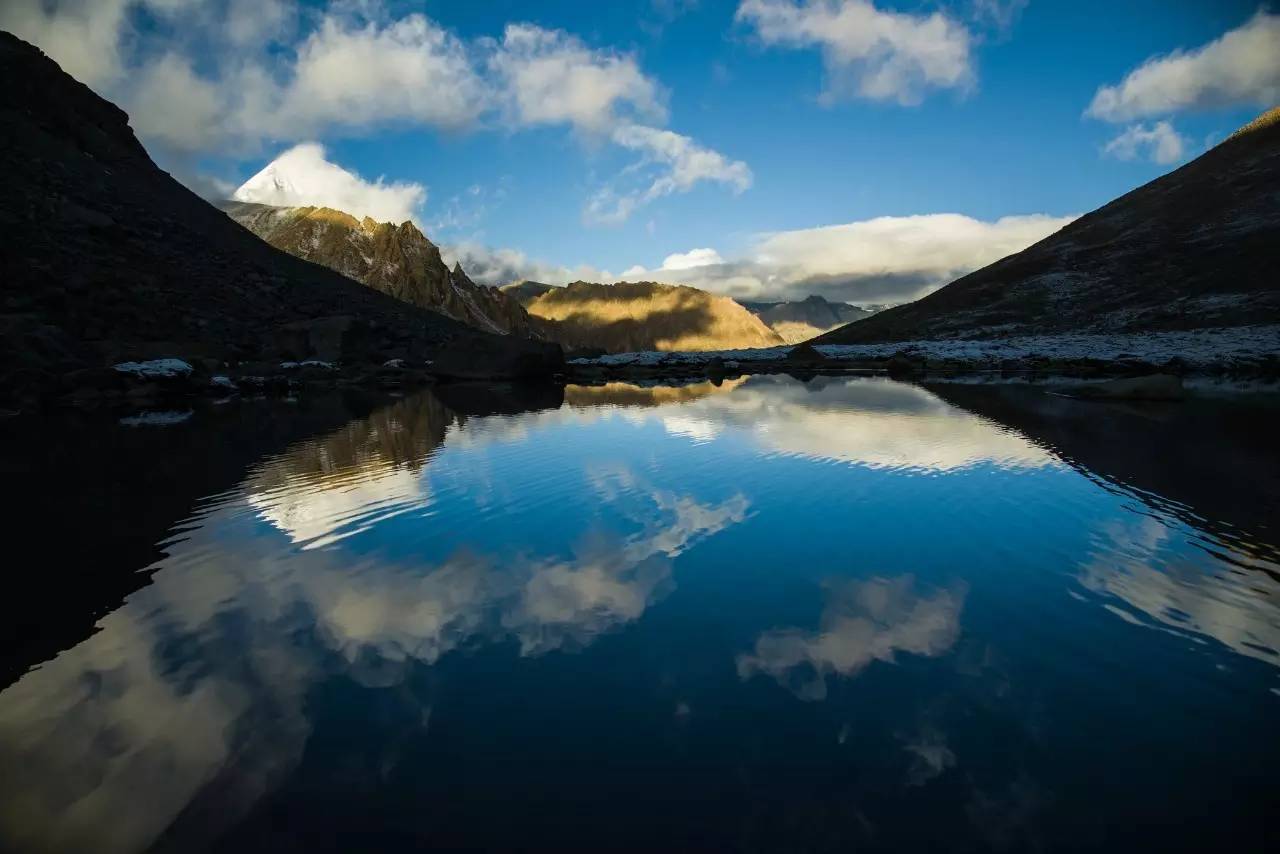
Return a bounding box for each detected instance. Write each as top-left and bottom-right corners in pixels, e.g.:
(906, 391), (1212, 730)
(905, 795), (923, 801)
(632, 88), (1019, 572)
(232, 143), (427, 224)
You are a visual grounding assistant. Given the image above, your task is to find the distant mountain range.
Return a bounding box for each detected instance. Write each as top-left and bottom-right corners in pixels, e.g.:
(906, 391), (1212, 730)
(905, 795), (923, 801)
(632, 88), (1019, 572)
(737, 295), (880, 343)
(222, 202), (533, 336)
(818, 107), (1280, 345)
(503, 280), (784, 352)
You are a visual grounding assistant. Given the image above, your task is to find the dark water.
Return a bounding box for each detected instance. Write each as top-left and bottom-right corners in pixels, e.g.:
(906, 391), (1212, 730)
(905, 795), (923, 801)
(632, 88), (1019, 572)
(1, 376), (1277, 853)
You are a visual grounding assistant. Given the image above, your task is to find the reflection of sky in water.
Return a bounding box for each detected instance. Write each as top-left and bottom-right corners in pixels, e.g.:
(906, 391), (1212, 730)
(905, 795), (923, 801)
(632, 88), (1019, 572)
(1, 377), (1276, 853)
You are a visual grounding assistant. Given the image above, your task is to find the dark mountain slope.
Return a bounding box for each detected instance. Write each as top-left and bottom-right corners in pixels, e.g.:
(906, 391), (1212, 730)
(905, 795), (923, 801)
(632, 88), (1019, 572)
(818, 108), (1280, 344)
(0, 32), (558, 406)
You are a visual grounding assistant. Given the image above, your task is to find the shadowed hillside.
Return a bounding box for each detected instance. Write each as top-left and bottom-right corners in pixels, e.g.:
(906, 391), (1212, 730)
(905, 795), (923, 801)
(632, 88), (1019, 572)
(521, 281), (785, 353)
(819, 107), (1280, 344)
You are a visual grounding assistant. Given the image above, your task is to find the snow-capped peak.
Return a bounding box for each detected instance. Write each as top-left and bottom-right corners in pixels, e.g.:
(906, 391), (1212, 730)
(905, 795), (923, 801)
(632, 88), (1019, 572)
(231, 143), (425, 224)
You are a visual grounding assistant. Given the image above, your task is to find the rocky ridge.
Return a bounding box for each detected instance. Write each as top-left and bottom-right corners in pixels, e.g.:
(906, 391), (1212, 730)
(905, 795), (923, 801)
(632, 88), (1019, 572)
(222, 201), (534, 336)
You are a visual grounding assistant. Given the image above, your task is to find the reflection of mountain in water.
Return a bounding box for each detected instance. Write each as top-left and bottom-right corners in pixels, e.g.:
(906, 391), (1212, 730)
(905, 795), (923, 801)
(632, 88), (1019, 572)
(928, 382), (1280, 666)
(565, 377), (746, 408)
(0, 390), (749, 854)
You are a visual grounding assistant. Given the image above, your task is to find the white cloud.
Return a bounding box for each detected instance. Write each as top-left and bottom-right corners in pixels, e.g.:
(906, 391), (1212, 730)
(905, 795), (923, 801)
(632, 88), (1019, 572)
(0, 0), (133, 86)
(735, 0), (974, 105)
(1086, 12), (1280, 122)
(661, 248), (725, 269)
(1101, 121), (1188, 165)
(488, 24), (665, 134)
(232, 143), (427, 223)
(273, 13), (487, 136)
(737, 575), (966, 700)
(587, 124), (753, 223)
(3, 2), (749, 222)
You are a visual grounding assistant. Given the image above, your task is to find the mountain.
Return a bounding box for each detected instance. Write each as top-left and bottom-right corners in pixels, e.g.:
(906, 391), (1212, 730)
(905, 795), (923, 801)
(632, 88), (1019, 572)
(737, 295), (876, 343)
(0, 31), (560, 407)
(519, 281), (785, 353)
(222, 201), (534, 336)
(818, 107), (1280, 345)
(501, 280), (559, 306)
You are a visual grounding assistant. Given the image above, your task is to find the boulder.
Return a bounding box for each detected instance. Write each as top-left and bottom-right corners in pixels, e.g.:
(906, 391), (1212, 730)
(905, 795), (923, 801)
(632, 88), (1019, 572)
(1062, 374), (1185, 401)
(786, 342), (826, 364)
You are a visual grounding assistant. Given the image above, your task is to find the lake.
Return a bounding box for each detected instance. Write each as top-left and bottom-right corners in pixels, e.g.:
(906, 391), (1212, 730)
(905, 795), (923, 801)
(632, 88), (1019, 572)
(1, 375), (1276, 853)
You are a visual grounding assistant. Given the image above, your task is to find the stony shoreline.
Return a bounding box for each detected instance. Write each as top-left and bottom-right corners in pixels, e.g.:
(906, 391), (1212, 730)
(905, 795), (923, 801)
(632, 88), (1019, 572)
(565, 326), (1280, 383)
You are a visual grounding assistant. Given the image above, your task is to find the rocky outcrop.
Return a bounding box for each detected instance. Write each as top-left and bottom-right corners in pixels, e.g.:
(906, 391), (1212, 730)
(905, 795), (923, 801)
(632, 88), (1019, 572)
(0, 32), (560, 408)
(738, 295), (875, 343)
(500, 280), (559, 306)
(521, 280), (785, 353)
(818, 107), (1280, 345)
(222, 201), (535, 336)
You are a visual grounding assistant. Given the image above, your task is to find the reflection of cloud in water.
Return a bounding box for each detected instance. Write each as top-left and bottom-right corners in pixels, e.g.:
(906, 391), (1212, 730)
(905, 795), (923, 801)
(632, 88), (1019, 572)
(903, 726), (957, 787)
(738, 575), (966, 700)
(1079, 514), (1280, 666)
(248, 464), (430, 548)
(577, 376), (1057, 472)
(0, 409), (749, 854)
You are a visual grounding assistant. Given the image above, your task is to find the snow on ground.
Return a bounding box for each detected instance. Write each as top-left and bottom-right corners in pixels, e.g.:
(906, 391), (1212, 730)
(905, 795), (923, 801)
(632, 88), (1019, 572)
(113, 358), (194, 378)
(570, 326), (1280, 370)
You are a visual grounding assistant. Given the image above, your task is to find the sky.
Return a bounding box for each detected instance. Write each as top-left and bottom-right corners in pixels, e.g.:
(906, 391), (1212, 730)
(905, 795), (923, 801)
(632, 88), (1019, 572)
(3, 0), (1277, 303)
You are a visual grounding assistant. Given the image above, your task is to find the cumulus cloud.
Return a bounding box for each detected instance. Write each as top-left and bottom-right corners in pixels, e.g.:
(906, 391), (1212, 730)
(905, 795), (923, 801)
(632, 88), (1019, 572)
(272, 13), (488, 135)
(735, 0), (974, 105)
(2, 1), (749, 224)
(487, 24), (665, 133)
(1086, 12), (1280, 122)
(587, 125), (753, 223)
(232, 143), (427, 223)
(0, 0), (187, 87)
(1101, 121), (1188, 165)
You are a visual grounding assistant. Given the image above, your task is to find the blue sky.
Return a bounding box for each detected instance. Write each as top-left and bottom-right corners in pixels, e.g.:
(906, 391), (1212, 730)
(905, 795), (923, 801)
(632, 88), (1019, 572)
(3, 1), (1276, 301)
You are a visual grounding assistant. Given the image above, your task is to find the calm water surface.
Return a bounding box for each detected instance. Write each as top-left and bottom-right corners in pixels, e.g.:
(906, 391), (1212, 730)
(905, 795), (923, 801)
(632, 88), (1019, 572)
(1, 376), (1277, 853)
